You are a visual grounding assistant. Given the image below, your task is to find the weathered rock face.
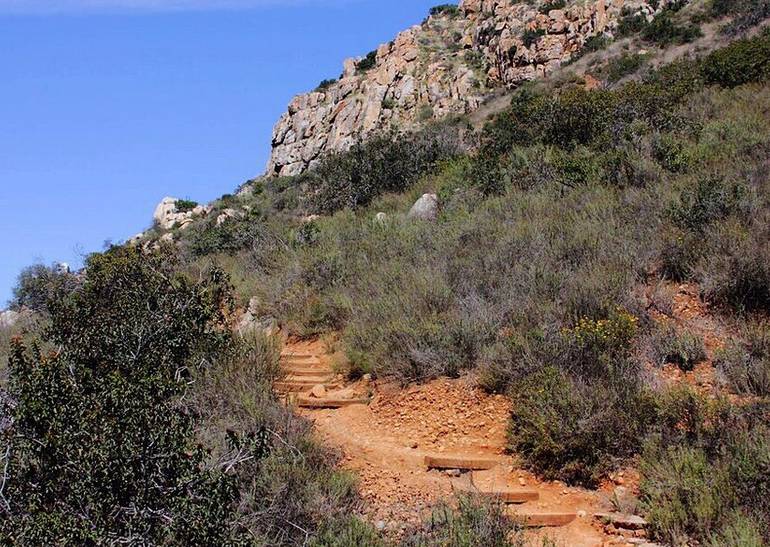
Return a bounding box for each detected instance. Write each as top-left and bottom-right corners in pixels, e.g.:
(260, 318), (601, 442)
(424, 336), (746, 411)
(152, 197), (211, 231)
(267, 0), (685, 177)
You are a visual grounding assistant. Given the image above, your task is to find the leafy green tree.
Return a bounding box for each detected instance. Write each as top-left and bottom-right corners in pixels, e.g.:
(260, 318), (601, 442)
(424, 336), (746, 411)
(0, 246), (256, 545)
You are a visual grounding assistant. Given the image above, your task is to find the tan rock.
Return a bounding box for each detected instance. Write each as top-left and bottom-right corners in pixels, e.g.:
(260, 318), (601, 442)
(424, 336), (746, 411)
(310, 384), (327, 399)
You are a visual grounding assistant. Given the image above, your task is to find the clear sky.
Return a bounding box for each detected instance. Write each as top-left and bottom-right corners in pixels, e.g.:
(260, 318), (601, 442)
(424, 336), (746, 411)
(0, 0), (443, 306)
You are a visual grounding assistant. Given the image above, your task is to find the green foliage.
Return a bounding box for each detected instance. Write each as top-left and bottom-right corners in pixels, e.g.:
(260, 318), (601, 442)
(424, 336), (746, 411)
(403, 495), (524, 547)
(188, 211), (266, 256)
(508, 366), (658, 487)
(539, 0), (566, 14)
(521, 28), (545, 48)
(429, 4), (459, 17)
(640, 393), (770, 544)
(605, 52), (647, 82)
(304, 121), (466, 214)
(710, 0), (770, 34)
(317, 78), (338, 91)
(641, 11), (702, 46)
(617, 13), (648, 37)
(715, 321), (770, 397)
(667, 177), (742, 233)
(702, 31), (770, 88)
(0, 247), (250, 545)
(649, 325), (707, 372)
(356, 50), (378, 72)
(11, 263), (77, 313)
(652, 132), (691, 173)
(175, 198), (199, 212)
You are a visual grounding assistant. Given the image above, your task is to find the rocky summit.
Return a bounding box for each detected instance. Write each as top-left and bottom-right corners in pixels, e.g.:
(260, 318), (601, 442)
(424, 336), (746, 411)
(267, 0), (682, 177)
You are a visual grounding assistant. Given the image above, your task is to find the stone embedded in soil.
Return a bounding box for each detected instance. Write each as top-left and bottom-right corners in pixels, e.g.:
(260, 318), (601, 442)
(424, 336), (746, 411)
(310, 384), (327, 398)
(595, 512), (648, 530)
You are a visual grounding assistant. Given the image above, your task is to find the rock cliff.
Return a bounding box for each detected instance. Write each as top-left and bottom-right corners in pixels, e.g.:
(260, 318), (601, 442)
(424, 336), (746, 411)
(267, 0), (684, 177)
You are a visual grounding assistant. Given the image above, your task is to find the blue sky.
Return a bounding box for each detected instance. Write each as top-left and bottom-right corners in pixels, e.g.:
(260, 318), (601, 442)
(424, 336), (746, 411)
(0, 0), (443, 305)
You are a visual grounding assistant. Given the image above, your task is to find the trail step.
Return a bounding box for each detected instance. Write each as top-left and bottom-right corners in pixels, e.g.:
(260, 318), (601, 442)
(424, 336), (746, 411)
(282, 368), (334, 378)
(283, 374), (334, 383)
(475, 489), (539, 504)
(274, 381), (342, 393)
(295, 396), (370, 409)
(512, 511), (576, 528)
(280, 353), (318, 361)
(425, 455), (501, 471)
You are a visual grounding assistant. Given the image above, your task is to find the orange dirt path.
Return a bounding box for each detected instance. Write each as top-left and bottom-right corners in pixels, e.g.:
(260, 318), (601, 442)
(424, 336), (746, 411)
(281, 339), (650, 546)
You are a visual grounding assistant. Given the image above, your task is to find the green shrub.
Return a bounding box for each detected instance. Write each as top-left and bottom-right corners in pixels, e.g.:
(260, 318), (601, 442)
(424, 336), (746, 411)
(641, 424), (770, 544)
(311, 516), (384, 547)
(702, 31), (770, 88)
(0, 247), (250, 545)
(640, 387), (770, 544)
(429, 3), (459, 17)
(403, 495), (524, 547)
(539, 0), (566, 14)
(652, 132), (691, 172)
(710, 0), (770, 34)
(188, 212), (266, 256)
(660, 230), (704, 281)
(508, 367), (657, 487)
(521, 28), (545, 48)
(356, 50), (378, 72)
(649, 325), (707, 372)
(715, 321), (770, 396)
(697, 221), (770, 312)
(605, 52), (647, 82)
(641, 11), (702, 46)
(305, 121), (466, 214)
(617, 13), (648, 37)
(667, 177), (742, 233)
(641, 443), (733, 544)
(175, 198), (199, 212)
(317, 78), (338, 91)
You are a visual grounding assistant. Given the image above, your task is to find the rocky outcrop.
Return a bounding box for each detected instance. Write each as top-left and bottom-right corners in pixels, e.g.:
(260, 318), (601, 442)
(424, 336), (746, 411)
(152, 197), (211, 231)
(267, 0), (685, 177)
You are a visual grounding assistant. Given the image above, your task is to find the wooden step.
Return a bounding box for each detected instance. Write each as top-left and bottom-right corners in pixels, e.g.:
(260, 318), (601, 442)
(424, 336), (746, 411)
(295, 396), (370, 409)
(477, 489), (539, 504)
(284, 374), (334, 383)
(512, 511), (576, 528)
(282, 368), (334, 378)
(425, 455), (501, 471)
(280, 353), (317, 360)
(274, 381), (342, 393)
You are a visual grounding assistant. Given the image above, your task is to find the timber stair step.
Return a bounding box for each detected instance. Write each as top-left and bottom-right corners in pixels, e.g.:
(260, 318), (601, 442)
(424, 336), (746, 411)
(510, 511), (576, 528)
(473, 489), (540, 504)
(424, 455), (501, 471)
(280, 353), (318, 361)
(295, 396), (371, 409)
(281, 367), (334, 377)
(283, 374), (334, 383)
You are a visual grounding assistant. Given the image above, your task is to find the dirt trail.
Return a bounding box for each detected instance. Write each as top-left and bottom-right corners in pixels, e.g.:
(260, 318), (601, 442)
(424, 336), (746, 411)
(276, 339), (659, 546)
